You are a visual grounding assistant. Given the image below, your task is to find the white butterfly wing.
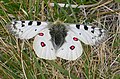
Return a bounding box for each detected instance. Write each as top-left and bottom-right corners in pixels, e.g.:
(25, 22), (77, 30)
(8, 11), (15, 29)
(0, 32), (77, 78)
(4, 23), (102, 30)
(6, 21), (48, 39)
(33, 28), (56, 60)
(56, 31), (83, 60)
(69, 24), (107, 45)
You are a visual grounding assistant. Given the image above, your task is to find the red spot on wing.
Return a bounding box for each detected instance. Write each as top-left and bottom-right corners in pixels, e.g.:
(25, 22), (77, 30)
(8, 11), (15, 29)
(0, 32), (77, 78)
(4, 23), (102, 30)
(70, 45), (75, 50)
(41, 42), (46, 47)
(39, 33), (44, 36)
(73, 37), (78, 41)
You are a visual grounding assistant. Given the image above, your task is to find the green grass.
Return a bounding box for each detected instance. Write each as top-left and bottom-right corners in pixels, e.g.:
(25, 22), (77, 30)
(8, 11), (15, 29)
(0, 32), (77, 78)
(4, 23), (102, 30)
(0, 0), (120, 79)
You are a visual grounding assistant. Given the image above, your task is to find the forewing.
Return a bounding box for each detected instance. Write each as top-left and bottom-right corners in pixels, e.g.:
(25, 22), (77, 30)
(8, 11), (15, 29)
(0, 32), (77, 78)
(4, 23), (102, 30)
(56, 31), (83, 60)
(6, 21), (48, 39)
(69, 24), (107, 45)
(33, 28), (56, 60)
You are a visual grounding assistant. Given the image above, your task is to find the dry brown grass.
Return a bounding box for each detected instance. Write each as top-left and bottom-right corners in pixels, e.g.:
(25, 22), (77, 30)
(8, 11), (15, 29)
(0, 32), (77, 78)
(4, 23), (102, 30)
(0, 0), (120, 79)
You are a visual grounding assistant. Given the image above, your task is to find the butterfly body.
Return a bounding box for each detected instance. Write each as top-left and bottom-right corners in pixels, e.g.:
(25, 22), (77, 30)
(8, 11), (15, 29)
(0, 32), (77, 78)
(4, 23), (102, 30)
(49, 22), (68, 50)
(6, 20), (107, 60)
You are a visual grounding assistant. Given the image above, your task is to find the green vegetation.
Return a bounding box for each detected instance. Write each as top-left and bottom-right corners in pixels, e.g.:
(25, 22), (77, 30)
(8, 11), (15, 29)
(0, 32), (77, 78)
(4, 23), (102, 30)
(0, 0), (120, 79)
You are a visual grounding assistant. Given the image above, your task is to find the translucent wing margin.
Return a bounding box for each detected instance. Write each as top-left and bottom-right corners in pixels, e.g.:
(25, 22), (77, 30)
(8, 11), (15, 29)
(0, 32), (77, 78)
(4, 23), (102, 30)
(6, 21), (48, 39)
(68, 24), (107, 45)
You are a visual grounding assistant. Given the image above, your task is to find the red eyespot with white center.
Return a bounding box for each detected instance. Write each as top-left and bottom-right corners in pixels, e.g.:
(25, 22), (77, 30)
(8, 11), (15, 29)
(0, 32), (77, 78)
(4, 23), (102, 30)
(73, 37), (78, 41)
(70, 45), (75, 50)
(41, 42), (46, 47)
(39, 33), (44, 36)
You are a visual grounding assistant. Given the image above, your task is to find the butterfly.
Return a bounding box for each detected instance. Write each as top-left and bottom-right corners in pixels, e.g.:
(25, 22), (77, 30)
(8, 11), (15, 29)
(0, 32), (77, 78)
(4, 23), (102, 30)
(6, 20), (107, 60)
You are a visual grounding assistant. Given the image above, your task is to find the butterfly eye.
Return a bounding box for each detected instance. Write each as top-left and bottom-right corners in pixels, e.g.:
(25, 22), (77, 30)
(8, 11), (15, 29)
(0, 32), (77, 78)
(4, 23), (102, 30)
(41, 42), (46, 47)
(39, 33), (44, 36)
(70, 45), (75, 50)
(73, 37), (78, 41)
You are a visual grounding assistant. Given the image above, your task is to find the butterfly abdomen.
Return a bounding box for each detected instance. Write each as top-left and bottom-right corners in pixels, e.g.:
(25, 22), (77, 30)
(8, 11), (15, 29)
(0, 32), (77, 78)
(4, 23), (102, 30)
(49, 24), (68, 50)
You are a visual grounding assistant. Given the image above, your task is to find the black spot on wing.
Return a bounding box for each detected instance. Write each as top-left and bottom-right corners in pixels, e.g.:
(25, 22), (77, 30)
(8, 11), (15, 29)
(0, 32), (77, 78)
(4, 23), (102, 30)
(22, 21), (25, 23)
(19, 29), (21, 32)
(84, 25), (88, 30)
(11, 21), (17, 29)
(28, 21), (33, 25)
(35, 29), (37, 31)
(22, 24), (25, 27)
(14, 21), (17, 24)
(98, 29), (102, 37)
(99, 29), (102, 33)
(76, 24), (80, 29)
(91, 26), (95, 29)
(91, 27), (95, 33)
(37, 21), (41, 26)
(13, 24), (17, 29)
(51, 48), (54, 50)
(21, 30), (23, 33)
(91, 30), (94, 33)
(21, 21), (25, 27)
